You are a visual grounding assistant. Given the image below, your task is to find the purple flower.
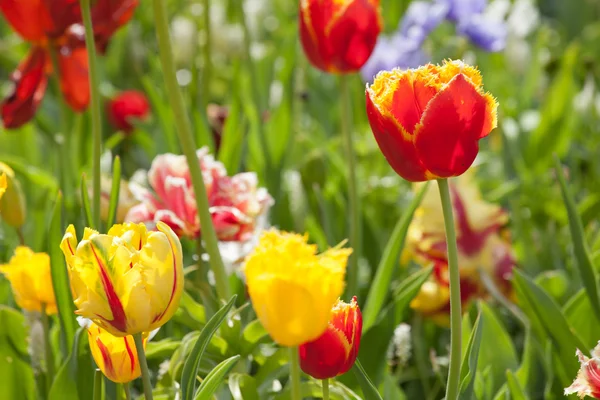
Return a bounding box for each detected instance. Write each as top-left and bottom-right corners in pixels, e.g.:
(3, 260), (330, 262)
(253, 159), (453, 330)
(439, 0), (487, 22)
(457, 15), (507, 52)
(360, 34), (428, 82)
(400, 1), (449, 41)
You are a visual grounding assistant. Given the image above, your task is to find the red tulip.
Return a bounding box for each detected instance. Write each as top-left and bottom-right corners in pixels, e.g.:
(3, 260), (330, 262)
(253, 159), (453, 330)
(565, 342), (600, 399)
(107, 90), (150, 133)
(365, 60), (498, 182)
(299, 0), (382, 74)
(0, 0), (138, 129)
(299, 296), (362, 379)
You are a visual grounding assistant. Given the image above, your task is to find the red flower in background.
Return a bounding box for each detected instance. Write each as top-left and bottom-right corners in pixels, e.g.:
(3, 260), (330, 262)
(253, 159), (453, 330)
(0, 0), (138, 129)
(107, 90), (150, 133)
(299, 0), (382, 73)
(299, 297), (362, 379)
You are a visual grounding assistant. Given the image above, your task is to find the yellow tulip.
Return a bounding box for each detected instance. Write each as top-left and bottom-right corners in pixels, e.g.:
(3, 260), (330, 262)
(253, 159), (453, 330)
(87, 322), (145, 383)
(0, 172), (6, 200)
(0, 162), (26, 227)
(243, 229), (351, 347)
(60, 221), (184, 337)
(0, 246), (57, 314)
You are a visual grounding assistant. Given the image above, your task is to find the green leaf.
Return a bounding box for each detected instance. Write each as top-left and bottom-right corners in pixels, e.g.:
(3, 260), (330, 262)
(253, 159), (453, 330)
(506, 370), (529, 400)
(389, 266), (434, 325)
(352, 359), (383, 400)
(80, 175), (94, 228)
(193, 355), (241, 400)
(48, 327), (85, 400)
(48, 193), (77, 355)
(554, 157), (600, 321)
(181, 295), (237, 400)
(0, 306), (36, 400)
(362, 182), (429, 331)
(274, 379), (363, 400)
(106, 156), (121, 227)
(239, 319), (269, 356)
(228, 373), (260, 400)
(145, 339), (181, 360)
(512, 270), (586, 380)
(563, 289), (600, 350)
(478, 302), (519, 394)
(459, 313), (484, 399)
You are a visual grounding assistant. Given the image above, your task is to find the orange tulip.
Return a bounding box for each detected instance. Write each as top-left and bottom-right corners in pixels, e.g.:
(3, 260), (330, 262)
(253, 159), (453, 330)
(0, 0), (138, 128)
(366, 60), (498, 182)
(299, 0), (382, 73)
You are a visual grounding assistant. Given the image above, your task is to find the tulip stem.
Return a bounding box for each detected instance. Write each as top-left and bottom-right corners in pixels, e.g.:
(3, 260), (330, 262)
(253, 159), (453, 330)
(123, 382), (131, 400)
(93, 369), (103, 400)
(133, 334), (153, 400)
(152, 0), (231, 300)
(79, 0), (102, 230)
(289, 347), (302, 400)
(202, 0), (212, 108)
(436, 179), (462, 400)
(41, 304), (55, 393)
(322, 378), (330, 400)
(339, 75), (360, 298)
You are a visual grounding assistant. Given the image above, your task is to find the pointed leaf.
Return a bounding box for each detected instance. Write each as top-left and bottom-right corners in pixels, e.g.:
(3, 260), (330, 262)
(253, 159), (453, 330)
(459, 313), (484, 399)
(362, 183), (429, 331)
(48, 328), (86, 400)
(106, 156), (121, 227)
(194, 355), (241, 400)
(80, 175), (94, 228)
(181, 295), (237, 400)
(352, 359), (383, 400)
(554, 157), (600, 321)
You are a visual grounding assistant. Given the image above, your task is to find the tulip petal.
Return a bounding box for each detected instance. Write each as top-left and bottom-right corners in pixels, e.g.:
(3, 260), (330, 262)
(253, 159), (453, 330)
(365, 90), (430, 181)
(299, 326), (350, 379)
(414, 73), (495, 178)
(58, 46), (90, 112)
(1, 48), (48, 129)
(40, 0), (81, 37)
(326, 0), (382, 72)
(0, 0), (46, 41)
(91, 0), (139, 52)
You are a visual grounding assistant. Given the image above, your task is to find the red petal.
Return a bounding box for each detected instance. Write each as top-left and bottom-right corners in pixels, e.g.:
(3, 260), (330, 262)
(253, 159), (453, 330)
(0, 0), (46, 41)
(299, 0), (335, 72)
(1, 48), (48, 129)
(91, 0), (139, 51)
(326, 0), (382, 72)
(414, 74), (493, 178)
(41, 0), (81, 38)
(58, 46), (90, 111)
(299, 326), (350, 379)
(366, 90), (430, 181)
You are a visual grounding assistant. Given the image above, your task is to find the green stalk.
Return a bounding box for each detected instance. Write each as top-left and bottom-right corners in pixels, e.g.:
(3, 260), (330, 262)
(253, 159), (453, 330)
(133, 334), (153, 400)
(124, 382), (131, 400)
(340, 75), (360, 298)
(202, 0), (212, 108)
(322, 378), (329, 400)
(79, 0), (102, 230)
(289, 347), (302, 400)
(41, 304), (55, 394)
(152, 0), (231, 300)
(93, 369), (103, 400)
(436, 179), (461, 400)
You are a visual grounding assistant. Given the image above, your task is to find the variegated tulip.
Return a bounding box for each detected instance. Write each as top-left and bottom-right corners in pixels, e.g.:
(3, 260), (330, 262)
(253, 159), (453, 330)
(60, 222), (183, 336)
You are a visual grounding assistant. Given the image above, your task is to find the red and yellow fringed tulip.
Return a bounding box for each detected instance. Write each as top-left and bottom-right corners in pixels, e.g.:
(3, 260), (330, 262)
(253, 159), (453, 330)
(87, 323), (146, 383)
(243, 230), (351, 347)
(0, 246), (57, 314)
(60, 222), (183, 337)
(299, 0), (382, 73)
(365, 60), (498, 182)
(299, 296), (362, 379)
(565, 341), (600, 399)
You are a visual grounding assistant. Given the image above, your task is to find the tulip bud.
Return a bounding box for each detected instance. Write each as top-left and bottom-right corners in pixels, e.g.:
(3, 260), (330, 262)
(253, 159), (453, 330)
(0, 162), (26, 227)
(565, 342), (600, 399)
(107, 90), (150, 133)
(299, 296), (362, 379)
(299, 0), (382, 73)
(0, 246), (57, 314)
(87, 323), (146, 383)
(60, 222), (184, 336)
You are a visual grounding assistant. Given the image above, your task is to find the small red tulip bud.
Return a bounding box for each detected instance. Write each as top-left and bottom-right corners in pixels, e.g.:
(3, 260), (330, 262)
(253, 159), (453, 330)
(299, 296), (362, 379)
(107, 90), (150, 133)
